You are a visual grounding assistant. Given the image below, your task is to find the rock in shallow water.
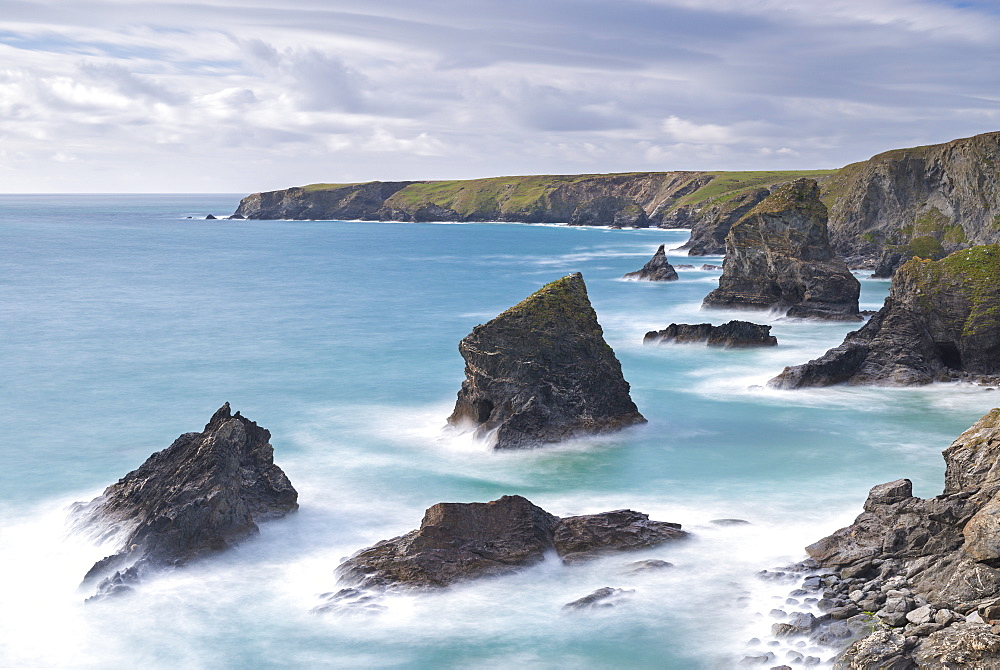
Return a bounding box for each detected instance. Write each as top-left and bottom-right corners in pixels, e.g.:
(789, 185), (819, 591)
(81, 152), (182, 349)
(562, 587), (634, 611)
(622, 244), (678, 281)
(447, 272), (645, 449)
(643, 321), (777, 348)
(73, 403), (298, 600)
(334, 495), (687, 590)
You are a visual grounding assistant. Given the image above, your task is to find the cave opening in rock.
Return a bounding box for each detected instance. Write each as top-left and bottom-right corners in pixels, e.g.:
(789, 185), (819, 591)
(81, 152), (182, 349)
(473, 398), (494, 423)
(936, 341), (962, 370)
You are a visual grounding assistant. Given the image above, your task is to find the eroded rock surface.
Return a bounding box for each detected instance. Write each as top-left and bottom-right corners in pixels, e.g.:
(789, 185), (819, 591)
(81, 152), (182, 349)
(643, 320), (777, 348)
(702, 178), (861, 320)
(796, 409), (1000, 665)
(74, 404), (298, 599)
(622, 244), (678, 281)
(770, 245), (1000, 388)
(334, 495), (688, 591)
(448, 272), (645, 449)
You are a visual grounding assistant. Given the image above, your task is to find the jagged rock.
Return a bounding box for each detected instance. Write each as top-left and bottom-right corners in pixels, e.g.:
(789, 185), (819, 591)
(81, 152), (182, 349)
(872, 249), (911, 278)
(622, 244), (678, 281)
(562, 587), (634, 610)
(702, 179), (861, 320)
(570, 196), (649, 227)
(205, 214), (217, 219)
(553, 509), (686, 564)
(801, 409), (1000, 664)
(769, 245), (1000, 388)
(447, 273), (645, 449)
(679, 187), (772, 256)
(73, 404), (298, 599)
(834, 628), (915, 669)
(643, 320), (777, 348)
(334, 495), (687, 590)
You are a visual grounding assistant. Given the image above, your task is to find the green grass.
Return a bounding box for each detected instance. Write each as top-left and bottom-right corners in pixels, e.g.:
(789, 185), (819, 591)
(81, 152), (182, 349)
(901, 244), (1000, 337)
(300, 183), (361, 192)
(677, 170), (839, 208)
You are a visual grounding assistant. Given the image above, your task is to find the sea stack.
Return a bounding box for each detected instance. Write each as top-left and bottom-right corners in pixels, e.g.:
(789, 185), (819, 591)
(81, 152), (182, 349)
(770, 245), (1000, 388)
(702, 178), (861, 320)
(333, 495), (687, 591)
(643, 320), (777, 348)
(622, 244), (679, 281)
(798, 409), (1000, 665)
(74, 403), (298, 599)
(447, 272), (645, 449)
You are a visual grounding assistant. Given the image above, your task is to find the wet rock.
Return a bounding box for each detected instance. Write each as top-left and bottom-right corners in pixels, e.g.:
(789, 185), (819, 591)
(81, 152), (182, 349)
(643, 321), (777, 348)
(622, 559), (673, 574)
(702, 179), (861, 321)
(770, 245), (1000, 388)
(74, 403), (298, 600)
(447, 273), (645, 449)
(710, 518), (751, 526)
(312, 588), (387, 615)
(622, 244), (678, 281)
(701, 264), (723, 270)
(739, 651), (776, 665)
(553, 509), (687, 564)
(335, 495), (686, 591)
(562, 587), (634, 610)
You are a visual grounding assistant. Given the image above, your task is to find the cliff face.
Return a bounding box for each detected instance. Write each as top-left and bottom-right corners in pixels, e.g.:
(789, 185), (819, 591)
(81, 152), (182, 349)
(677, 187), (772, 255)
(823, 131), (1000, 267)
(447, 272), (645, 449)
(702, 179), (861, 320)
(769, 244), (1000, 388)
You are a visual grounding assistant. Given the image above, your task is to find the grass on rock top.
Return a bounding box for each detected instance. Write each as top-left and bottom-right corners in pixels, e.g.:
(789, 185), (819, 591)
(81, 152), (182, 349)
(901, 244), (1000, 337)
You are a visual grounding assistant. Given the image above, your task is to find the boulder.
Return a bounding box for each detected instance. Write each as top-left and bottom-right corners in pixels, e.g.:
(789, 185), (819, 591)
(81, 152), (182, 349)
(769, 245), (1000, 388)
(622, 244), (678, 281)
(702, 179), (861, 320)
(447, 273), (645, 449)
(73, 404), (298, 599)
(643, 320), (777, 348)
(334, 495), (688, 590)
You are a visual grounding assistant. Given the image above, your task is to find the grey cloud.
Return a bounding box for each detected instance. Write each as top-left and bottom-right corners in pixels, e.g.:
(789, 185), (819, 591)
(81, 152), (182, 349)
(78, 62), (188, 105)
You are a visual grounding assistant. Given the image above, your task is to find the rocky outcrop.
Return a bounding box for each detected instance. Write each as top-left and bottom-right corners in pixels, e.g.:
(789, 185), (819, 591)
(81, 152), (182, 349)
(622, 244), (678, 281)
(795, 408), (1000, 665)
(678, 187), (772, 255)
(702, 179), (862, 320)
(824, 131), (1000, 264)
(447, 272), (645, 449)
(233, 181), (416, 220)
(643, 320), (777, 347)
(769, 245), (1000, 388)
(73, 404), (298, 599)
(334, 495), (687, 590)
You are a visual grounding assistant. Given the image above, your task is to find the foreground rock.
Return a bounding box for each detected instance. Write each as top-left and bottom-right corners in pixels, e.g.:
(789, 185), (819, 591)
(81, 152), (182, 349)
(73, 404), (298, 599)
(447, 272), (645, 449)
(622, 244), (678, 281)
(770, 245), (1000, 388)
(643, 320), (777, 348)
(703, 179), (861, 320)
(335, 495), (687, 590)
(788, 408), (1000, 665)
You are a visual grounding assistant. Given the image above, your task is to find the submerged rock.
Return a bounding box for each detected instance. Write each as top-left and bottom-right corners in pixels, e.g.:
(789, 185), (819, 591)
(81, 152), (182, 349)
(334, 495), (688, 591)
(770, 245), (1000, 388)
(702, 179), (861, 320)
(562, 587), (634, 610)
(643, 320), (777, 348)
(622, 244), (679, 281)
(74, 403), (298, 599)
(799, 408), (1000, 664)
(447, 272), (645, 449)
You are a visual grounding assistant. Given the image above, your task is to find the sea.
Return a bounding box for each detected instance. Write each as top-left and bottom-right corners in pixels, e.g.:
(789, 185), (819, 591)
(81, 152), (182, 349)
(0, 194), (995, 669)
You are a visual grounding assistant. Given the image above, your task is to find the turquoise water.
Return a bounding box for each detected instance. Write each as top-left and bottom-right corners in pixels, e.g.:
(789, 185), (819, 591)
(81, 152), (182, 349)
(1, 195), (996, 668)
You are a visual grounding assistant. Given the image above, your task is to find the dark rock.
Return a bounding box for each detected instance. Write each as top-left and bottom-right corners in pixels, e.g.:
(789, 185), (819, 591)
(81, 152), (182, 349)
(73, 404), (298, 600)
(622, 244), (678, 281)
(447, 273), (645, 449)
(562, 587), (634, 610)
(622, 559), (674, 573)
(701, 264), (723, 270)
(769, 245), (1000, 388)
(679, 187), (772, 256)
(675, 264), (695, 269)
(311, 588), (387, 615)
(711, 518), (751, 526)
(873, 250), (911, 278)
(205, 214), (217, 220)
(570, 196), (650, 228)
(552, 509), (687, 564)
(227, 213), (245, 220)
(643, 321), (777, 348)
(702, 179), (861, 320)
(334, 495), (686, 591)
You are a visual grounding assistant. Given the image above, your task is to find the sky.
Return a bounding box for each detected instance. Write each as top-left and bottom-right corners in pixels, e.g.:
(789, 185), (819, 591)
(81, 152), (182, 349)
(0, 0), (998, 193)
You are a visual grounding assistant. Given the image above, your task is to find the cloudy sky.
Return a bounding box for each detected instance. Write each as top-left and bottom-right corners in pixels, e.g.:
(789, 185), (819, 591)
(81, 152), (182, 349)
(1, 0), (998, 193)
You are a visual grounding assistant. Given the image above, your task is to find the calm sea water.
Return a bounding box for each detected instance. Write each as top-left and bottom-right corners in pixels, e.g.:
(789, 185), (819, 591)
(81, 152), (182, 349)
(1, 194), (995, 668)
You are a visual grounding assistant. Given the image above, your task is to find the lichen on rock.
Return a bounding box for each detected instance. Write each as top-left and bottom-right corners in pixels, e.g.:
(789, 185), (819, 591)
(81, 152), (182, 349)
(702, 178), (861, 320)
(447, 272), (645, 449)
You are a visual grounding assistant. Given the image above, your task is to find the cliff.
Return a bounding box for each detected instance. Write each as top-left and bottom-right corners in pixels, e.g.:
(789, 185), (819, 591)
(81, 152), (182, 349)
(769, 244), (1000, 388)
(702, 179), (861, 320)
(447, 272), (645, 449)
(73, 404), (298, 599)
